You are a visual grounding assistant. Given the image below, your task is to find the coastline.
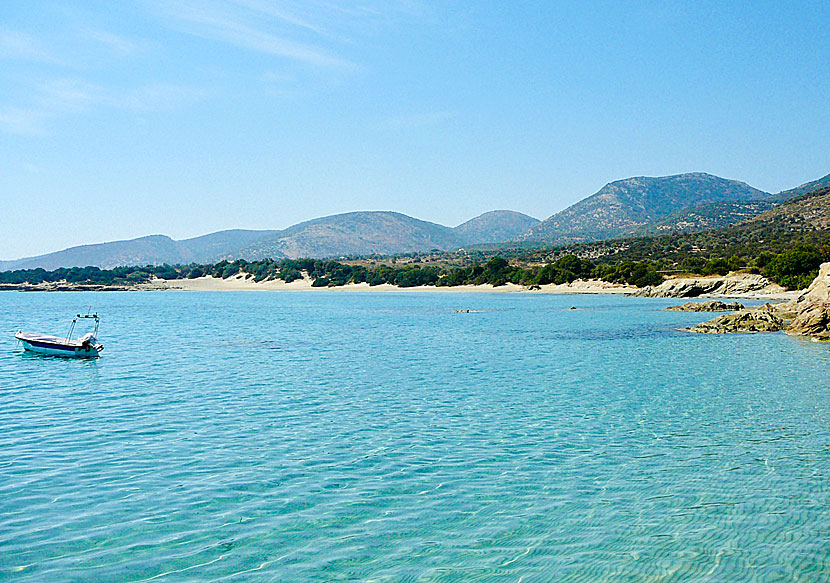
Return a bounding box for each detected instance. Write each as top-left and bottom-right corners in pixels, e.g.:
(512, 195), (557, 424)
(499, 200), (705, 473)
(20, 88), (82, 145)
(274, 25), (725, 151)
(0, 273), (801, 300)
(137, 275), (640, 294)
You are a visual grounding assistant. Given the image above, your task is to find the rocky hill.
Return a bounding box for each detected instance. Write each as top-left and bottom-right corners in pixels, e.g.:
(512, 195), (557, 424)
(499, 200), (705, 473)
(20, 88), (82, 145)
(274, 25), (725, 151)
(230, 210), (538, 259)
(534, 184), (830, 267)
(0, 230), (278, 271)
(770, 172), (830, 201)
(0, 210), (538, 269)
(739, 186), (830, 233)
(520, 172), (771, 244)
(628, 173), (830, 237)
(454, 210), (539, 245)
(0, 235), (191, 271)
(178, 229), (279, 263)
(3, 172), (827, 270)
(233, 212), (462, 260)
(632, 200), (779, 236)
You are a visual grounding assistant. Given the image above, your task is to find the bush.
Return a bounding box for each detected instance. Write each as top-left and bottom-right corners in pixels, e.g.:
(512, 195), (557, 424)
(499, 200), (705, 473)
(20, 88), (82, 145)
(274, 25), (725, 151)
(701, 257), (731, 276)
(763, 246), (824, 290)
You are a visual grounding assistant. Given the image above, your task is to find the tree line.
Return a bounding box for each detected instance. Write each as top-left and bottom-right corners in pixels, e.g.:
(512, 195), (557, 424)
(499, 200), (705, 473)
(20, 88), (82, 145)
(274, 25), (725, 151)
(1, 239), (826, 291)
(0, 255), (664, 289)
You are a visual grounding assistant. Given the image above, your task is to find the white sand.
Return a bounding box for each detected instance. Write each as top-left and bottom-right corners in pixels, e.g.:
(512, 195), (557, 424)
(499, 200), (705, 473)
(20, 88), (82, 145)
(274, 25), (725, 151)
(139, 275), (638, 294)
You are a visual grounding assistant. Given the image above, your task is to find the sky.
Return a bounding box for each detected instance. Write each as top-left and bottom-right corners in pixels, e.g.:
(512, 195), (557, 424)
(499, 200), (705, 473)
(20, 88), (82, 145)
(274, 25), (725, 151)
(0, 1), (828, 260)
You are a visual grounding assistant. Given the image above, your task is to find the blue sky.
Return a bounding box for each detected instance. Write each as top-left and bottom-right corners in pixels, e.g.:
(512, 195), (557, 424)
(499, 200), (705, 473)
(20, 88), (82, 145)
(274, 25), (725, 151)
(1, 1), (828, 259)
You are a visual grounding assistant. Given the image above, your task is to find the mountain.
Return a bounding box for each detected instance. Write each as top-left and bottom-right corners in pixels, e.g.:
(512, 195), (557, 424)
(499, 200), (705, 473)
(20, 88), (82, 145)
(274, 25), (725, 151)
(178, 229), (279, 262)
(632, 200), (779, 236)
(630, 173), (830, 236)
(740, 185), (830, 233)
(0, 230), (279, 271)
(771, 172), (830, 201)
(1, 210), (538, 270)
(4, 172), (826, 270)
(232, 211), (463, 260)
(520, 172), (770, 244)
(565, 184), (830, 266)
(453, 210), (539, 245)
(0, 235), (192, 271)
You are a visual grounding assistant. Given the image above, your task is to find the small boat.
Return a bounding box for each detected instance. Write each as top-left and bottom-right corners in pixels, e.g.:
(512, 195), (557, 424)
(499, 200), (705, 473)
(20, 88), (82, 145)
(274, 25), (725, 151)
(15, 312), (104, 358)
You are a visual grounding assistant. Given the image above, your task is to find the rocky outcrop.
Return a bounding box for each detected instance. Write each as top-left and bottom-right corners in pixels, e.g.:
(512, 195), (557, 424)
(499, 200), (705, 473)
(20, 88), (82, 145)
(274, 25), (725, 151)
(637, 273), (784, 298)
(688, 304), (785, 334)
(667, 300), (744, 312)
(786, 262), (830, 340)
(685, 263), (830, 339)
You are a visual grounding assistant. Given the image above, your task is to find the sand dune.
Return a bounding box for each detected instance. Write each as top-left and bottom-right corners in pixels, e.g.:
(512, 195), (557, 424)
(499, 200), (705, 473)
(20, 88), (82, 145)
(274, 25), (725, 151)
(140, 274), (638, 294)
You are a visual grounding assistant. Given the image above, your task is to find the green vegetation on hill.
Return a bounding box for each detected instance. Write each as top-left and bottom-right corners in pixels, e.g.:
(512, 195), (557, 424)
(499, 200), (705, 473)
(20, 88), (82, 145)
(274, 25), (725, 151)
(522, 172), (771, 244)
(199, 255), (663, 288)
(758, 246), (826, 291)
(507, 185), (830, 288)
(0, 255), (662, 289)
(3, 173), (827, 272)
(632, 200), (778, 236)
(0, 245), (821, 292)
(0, 210), (542, 271)
(2, 185), (829, 292)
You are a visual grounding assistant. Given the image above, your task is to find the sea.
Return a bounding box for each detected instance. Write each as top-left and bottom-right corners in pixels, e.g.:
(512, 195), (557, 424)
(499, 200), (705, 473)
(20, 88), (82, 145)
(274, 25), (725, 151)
(1, 291), (828, 582)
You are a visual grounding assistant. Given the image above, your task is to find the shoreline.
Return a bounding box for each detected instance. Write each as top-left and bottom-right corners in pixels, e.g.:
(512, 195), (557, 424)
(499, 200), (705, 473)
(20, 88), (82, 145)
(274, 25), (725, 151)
(0, 274), (800, 300)
(139, 275), (640, 294)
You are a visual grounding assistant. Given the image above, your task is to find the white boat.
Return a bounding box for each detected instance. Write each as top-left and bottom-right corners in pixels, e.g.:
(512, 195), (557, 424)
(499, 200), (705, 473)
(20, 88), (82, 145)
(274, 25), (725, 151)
(15, 312), (104, 358)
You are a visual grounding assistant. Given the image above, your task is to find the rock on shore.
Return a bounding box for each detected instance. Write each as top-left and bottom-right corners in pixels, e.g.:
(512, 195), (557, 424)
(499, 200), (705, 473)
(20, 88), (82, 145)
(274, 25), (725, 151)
(688, 304), (785, 334)
(686, 262), (830, 340)
(786, 262), (830, 340)
(667, 300), (744, 312)
(637, 273), (784, 298)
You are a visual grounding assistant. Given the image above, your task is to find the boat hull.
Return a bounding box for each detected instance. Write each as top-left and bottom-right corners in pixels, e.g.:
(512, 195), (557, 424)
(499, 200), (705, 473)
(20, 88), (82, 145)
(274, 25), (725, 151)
(17, 338), (102, 358)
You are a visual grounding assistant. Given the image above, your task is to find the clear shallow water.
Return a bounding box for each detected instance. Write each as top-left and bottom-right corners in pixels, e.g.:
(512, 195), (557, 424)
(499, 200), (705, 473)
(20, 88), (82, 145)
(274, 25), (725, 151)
(1, 291), (828, 582)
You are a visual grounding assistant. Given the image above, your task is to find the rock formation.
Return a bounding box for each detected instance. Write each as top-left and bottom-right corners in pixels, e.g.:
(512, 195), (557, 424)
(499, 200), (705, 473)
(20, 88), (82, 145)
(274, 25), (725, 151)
(688, 304), (785, 334)
(685, 263), (830, 340)
(667, 300), (744, 312)
(786, 262), (830, 340)
(636, 273), (783, 298)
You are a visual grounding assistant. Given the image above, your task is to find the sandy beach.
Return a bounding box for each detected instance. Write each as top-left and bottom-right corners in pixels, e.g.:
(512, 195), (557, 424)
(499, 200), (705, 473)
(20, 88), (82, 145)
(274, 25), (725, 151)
(2, 273), (799, 299)
(138, 274), (639, 294)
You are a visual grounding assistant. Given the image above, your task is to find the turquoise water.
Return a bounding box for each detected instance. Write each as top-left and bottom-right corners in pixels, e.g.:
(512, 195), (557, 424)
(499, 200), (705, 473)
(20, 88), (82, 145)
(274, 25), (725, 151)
(1, 291), (828, 582)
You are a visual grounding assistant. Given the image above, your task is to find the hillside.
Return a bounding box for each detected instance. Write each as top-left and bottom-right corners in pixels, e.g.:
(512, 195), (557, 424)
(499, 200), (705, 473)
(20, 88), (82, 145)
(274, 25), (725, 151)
(178, 229), (278, 263)
(453, 210), (539, 245)
(0, 235), (193, 271)
(521, 172), (770, 244)
(233, 212), (463, 260)
(3, 172), (826, 270)
(2, 210), (542, 269)
(633, 200), (779, 236)
(626, 173), (830, 237)
(4, 187), (829, 293)
(741, 186), (830, 232)
(770, 172), (830, 201)
(0, 230), (279, 271)
(518, 185), (830, 267)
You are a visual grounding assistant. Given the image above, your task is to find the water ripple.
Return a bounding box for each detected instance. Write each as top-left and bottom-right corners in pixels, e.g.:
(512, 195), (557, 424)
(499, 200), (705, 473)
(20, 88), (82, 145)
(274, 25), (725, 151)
(0, 291), (828, 581)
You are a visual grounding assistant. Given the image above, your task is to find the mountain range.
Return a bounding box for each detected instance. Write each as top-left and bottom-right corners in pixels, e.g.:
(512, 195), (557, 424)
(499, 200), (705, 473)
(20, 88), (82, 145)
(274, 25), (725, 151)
(2, 172), (828, 271)
(577, 183), (830, 266)
(0, 211), (539, 271)
(629, 173), (830, 237)
(520, 172), (771, 244)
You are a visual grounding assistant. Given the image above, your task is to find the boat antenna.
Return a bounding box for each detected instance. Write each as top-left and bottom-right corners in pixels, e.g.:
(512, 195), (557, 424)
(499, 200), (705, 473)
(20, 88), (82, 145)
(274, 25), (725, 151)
(67, 316), (77, 342)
